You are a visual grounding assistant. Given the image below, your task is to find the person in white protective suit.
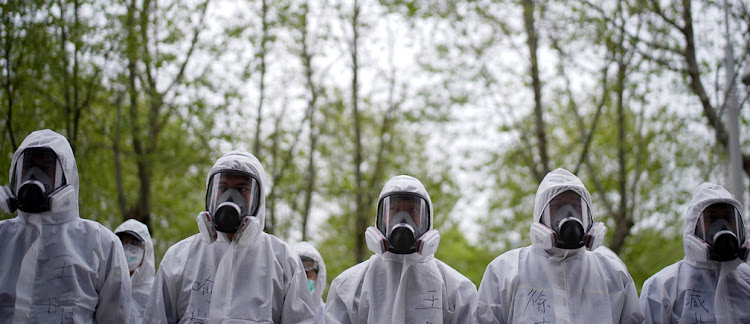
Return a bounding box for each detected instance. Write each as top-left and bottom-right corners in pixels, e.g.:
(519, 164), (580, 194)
(115, 219), (155, 324)
(293, 241), (327, 324)
(639, 182), (750, 323)
(143, 150), (316, 323)
(474, 168), (644, 324)
(325, 175), (478, 324)
(0, 129), (132, 323)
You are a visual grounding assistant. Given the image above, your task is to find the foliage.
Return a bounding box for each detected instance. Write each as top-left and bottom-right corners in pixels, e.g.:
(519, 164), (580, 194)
(620, 228), (684, 292)
(1, 0), (748, 298)
(434, 222), (498, 286)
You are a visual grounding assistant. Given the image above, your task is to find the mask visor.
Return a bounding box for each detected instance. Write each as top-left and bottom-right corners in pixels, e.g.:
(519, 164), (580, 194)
(206, 170), (260, 217)
(541, 190), (592, 232)
(695, 203), (745, 245)
(376, 193), (430, 239)
(14, 148), (65, 195)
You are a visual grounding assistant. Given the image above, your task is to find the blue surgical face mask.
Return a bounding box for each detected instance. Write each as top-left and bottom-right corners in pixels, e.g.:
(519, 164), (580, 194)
(307, 279), (315, 292)
(124, 244), (144, 272)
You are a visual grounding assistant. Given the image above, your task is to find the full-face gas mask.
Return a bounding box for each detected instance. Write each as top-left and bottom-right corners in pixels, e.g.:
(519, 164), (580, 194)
(548, 204), (587, 249)
(530, 190), (605, 250)
(693, 203), (748, 262)
(0, 148), (70, 214)
(374, 193), (430, 254)
(204, 170), (260, 234)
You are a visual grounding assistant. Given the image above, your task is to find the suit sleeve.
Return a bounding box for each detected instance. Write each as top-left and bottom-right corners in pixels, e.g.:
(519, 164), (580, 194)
(324, 275), (355, 324)
(280, 252), (317, 324)
(95, 235), (132, 324)
(619, 275), (645, 324)
(143, 254), (180, 323)
(450, 277), (478, 324)
(639, 276), (669, 324)
(473, 262), (507, 324)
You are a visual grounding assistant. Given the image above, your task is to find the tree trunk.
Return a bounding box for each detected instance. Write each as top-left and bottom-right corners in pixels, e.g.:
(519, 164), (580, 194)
(267, 106), (284, 234)
(679, 1), (750, 191)
(71, 0), (80, 151)
(2, 33), (17, 150)
(522, 0), (549, 181)
(721, 0), (743, 200)
(113, 94), (129, 221)
(254, 0), (269, 157)
(302, 125), (316, 241)
(611, 36), (631, 254)
(351, 0), (366, 263)
(365, 28), (400, 211)
(300, 2), (317, 241)
(116, 0), (208, 231)
(123, 0), (151, 228)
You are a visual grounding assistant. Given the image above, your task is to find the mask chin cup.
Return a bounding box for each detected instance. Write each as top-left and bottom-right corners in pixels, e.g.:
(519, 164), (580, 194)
(556, 218), (585, 249)
(17, 181), (48, 213)
(196, 211), (218, 245)
(584, 222), (606, 250)
(0, 186), (17, 214)
(710, 230), (740, 262)
(684, 234), (711, 263)
(214, 202), (242, 233)
(388, 224), (417, 254)
(416, 229), (440, 256)
(365, 226), (388, 254)
(530, 223), (557, 250)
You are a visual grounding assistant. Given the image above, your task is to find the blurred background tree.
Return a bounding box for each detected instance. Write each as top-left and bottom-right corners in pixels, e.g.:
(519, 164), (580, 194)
(1, 0), (748, 295)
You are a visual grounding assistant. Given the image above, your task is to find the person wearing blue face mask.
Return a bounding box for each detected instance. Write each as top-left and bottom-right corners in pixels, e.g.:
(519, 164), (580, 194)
(115, 219), (154, 324)
(294, 242), (327, 324)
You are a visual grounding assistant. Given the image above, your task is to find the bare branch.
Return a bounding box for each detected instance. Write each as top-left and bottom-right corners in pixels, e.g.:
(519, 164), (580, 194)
(164, 0), (210, 95)
(648, 0), (684, 32)
(79, 67), (102, 111)
(631, 45), (685, 73)
(31, 85), (66, 108)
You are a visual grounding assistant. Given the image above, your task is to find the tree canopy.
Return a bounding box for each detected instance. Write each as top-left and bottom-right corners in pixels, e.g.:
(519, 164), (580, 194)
(2, 0), (749, 293)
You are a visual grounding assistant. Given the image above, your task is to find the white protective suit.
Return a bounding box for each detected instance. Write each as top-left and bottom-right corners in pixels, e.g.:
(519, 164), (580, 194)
(143, 150), (316, 323)
(0, 129), (132, 323)
(325, 175), (478, 324)
(474, 168), (644, 324)
(115, 219), (155, 324)
(293, 241), (327, 324)
(639, 182), (750, 323)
